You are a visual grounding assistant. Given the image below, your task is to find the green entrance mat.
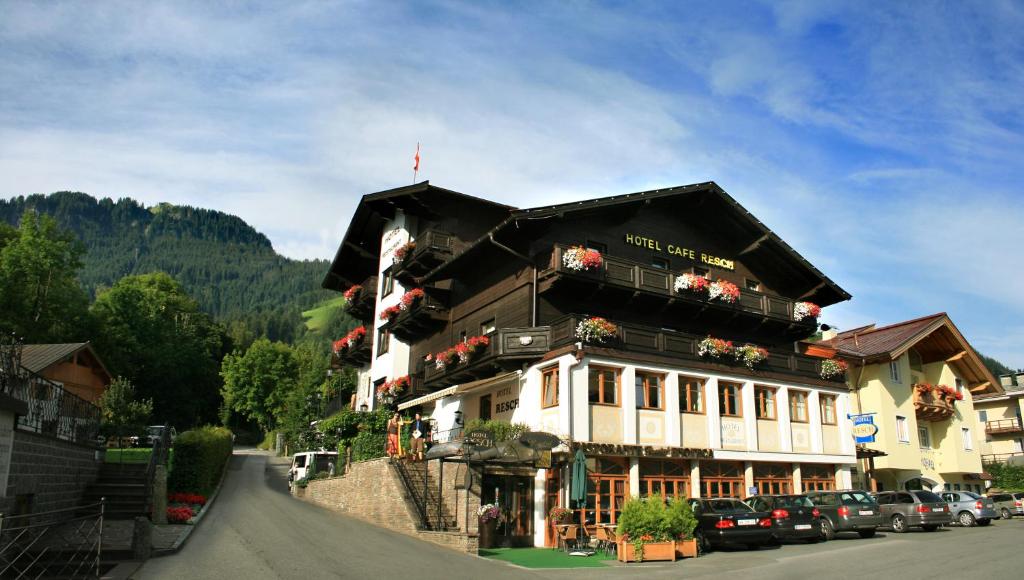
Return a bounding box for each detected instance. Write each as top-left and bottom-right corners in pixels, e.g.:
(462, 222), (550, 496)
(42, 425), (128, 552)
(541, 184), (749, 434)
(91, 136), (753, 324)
(480, 548), (616, 569)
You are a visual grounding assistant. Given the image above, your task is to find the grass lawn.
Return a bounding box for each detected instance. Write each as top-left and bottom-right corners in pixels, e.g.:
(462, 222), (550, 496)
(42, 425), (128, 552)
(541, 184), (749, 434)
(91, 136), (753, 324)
(479, 548), (616, 569)
(301, 297), (347, 332)
(105, 448), (175, 464)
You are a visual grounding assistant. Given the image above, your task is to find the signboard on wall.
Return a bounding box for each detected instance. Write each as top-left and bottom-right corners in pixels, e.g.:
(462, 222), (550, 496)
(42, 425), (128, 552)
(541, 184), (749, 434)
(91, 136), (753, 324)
(850, 413), (878, 444)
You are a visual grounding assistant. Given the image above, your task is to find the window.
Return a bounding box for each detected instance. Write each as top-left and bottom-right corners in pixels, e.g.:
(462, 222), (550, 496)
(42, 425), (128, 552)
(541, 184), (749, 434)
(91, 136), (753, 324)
(639, 460), (690, 500)
(820, 394), (837, 425)
(801, 464), (836, 491)
(586, 240), (607, 254)
(459, 330), (467, 343)
(481, 318), (496, 335)
(979, 410), (988, 422)
(582, 457), (628, 525)
(789, 391), (808, 422)
(479, 394), (492, 421)
(700, 461), (744, 498)
(381, 268), (394, 297)
(755, 386), (776, 420)
(889, 360), (901, 383)
(754, 463), (792, 495)
(1015, 438), (1024, 453)
(718, 382), (742, 417)
(679, 376), (704, 413)
(955, 378), (964, 396)
(588, 366), (619, 406)
(635, 372), (662, 409)
(692, 266), (709, 278)
(918, 426), (931, 448)
(541, 366), (559, 409)
(896, 415), (909, 443)
(909, 349), (923, 372)
(962, 427), (972, 451)
(376, 327), (390, 356)
(651, 256), (670, 270)
(745, 279), (761, 291)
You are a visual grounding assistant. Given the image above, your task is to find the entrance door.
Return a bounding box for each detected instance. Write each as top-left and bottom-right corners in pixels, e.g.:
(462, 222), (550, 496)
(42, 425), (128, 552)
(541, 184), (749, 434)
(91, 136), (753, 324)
(482, 474), (534, 547)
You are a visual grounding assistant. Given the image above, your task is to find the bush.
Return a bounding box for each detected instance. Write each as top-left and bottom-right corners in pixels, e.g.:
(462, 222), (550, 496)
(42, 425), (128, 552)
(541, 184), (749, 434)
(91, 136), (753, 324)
(616, 494), (697, 561)
(257, 430), (277, 451)
(988, 463), (1024, 490)
(168, 426), (233, 495)
(463, 419), (529, 442)
(351, 430), (386, 462)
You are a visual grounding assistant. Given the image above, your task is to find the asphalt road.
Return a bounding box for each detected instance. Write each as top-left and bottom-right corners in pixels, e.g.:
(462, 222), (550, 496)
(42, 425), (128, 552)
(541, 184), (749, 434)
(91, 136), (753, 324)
(136, 449), (1024, 580)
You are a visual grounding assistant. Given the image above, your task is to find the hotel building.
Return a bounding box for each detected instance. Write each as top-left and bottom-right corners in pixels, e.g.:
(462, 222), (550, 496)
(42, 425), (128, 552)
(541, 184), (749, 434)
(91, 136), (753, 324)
(973, 373), (1024, 465)
(325, 181), (858, 547)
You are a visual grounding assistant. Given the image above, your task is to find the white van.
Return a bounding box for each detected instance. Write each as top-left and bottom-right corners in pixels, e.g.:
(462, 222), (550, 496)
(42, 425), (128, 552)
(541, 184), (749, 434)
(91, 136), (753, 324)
(288, 451), (338, 489)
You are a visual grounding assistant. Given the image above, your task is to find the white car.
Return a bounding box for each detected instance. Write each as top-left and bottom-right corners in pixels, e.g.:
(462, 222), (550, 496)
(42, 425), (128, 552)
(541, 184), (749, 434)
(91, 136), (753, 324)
(288, 451), (338, 489)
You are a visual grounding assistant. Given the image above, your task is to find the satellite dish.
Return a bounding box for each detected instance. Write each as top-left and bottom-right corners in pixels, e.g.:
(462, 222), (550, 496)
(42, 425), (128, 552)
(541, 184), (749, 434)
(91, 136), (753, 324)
(518, 431), (562, 450)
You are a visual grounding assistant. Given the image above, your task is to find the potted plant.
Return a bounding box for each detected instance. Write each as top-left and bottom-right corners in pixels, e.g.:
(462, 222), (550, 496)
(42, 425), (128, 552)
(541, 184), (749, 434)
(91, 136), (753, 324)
(478, 503), (502, 549)
(616, 494), (696, 563)
(820, 358), (848, 379)
(734, 344), (769, 370)
(562, 245), (603, 272)
(708, 279), (740, 303)
(575, 316), (617, 344)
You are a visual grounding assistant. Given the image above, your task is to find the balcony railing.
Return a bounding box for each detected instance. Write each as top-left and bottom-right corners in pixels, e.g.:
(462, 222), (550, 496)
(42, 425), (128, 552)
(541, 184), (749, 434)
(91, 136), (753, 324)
(2, 370), (101, 446)
(344, 276), (378, 321)
(387, 293), (450, 342)
(985, 418), (1024, 435)
(423, 326), (553, 386)
(394, 230), (461, 282)
(541, 244), (816, 330)
(333, 339), (372, 368)
(547, 314), (841, 384)
(982, 452), (1024, 464)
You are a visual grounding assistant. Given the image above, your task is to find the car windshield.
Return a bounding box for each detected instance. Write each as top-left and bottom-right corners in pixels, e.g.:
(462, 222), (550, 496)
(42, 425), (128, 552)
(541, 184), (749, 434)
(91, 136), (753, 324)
(839, 491), (875, 505)
(776, 496), (814, 508)
(707, 499), (754, 514)
(915, 491), (944, 502)
(954, 491), (978, 501)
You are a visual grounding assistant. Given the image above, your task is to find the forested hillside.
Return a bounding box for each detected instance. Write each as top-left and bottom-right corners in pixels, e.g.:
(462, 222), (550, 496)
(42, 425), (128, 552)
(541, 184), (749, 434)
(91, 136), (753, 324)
(0, 192), (331, 342)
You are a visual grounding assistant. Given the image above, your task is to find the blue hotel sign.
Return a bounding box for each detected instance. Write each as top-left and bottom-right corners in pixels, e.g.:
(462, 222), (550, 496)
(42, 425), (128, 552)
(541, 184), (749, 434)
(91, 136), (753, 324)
(849, 413), (878, 444)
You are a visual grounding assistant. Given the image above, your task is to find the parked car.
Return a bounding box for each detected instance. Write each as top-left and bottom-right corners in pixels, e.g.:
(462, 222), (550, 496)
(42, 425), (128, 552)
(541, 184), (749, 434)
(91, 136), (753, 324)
(805, 489), (883, 539)
(942, 491), (997, 527)
(688, 498), (773, 552)
(744, 494), (822, 543)
(873, 490), (949, 532)
(987, 492), (1024, 519)
(288, 451), (338, 489)
(130, 425), (178, 448)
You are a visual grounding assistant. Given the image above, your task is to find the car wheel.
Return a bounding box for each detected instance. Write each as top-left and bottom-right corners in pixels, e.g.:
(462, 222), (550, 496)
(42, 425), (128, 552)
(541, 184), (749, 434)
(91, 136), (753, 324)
(958, 511), (976, 527)
(891, 514), (907, 533)
(820, 518), (836, 541)
(977, 519), (991, 527)
(1001, 508), (1011, 520)
(922, 525), (939, 532)
(858, 529), (876, 538)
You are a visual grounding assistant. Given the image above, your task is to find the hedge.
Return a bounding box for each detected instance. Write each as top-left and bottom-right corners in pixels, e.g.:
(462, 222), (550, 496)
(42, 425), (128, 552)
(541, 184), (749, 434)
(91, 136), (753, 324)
(168, 426), (233, 495)
(351, 430), (385, 462)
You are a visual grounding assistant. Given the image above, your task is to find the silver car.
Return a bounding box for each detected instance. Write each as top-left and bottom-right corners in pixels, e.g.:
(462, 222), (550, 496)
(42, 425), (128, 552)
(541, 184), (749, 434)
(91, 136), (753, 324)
(988, 492), (1024, 519)
(941, 491), (997, 527)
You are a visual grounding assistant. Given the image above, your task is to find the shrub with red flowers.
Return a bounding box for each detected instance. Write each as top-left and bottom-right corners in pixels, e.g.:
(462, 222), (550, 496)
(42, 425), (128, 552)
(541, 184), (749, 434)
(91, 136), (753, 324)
(379, 305), (402, 323)
(820, 358), (848, 379)
(168, 492), (207, 506)
(167, 506), (194, 524)
(399, 288), (425, 310)
(794, 302), (822, 321)
(697, 337), (733, 359)
(575, 316), (617, 344)
(434, 335), (491, 371)
(343, 285), (362, 302)
(562, 246), (603, 272)
(376, 376), (410, 405)
(674, 273), (709, 294)
(734, 344), (769, 370)
(333, 326), (367, 354)
(393, 240), (417, 263)
(708, 279), (740, 303)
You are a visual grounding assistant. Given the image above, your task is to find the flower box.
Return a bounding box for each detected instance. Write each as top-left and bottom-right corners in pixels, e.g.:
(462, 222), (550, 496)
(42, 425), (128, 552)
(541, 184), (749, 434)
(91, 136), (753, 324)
(675, 538), (698, 559)
(562, 245), (603, 272)
(576, 317), (617, 344)
(820, 358), (848, 379)
(708, 279), (740, 303)
(618, 540), (677, 563)
(794, 301), (821, 321)
(393, 240), (416, 263)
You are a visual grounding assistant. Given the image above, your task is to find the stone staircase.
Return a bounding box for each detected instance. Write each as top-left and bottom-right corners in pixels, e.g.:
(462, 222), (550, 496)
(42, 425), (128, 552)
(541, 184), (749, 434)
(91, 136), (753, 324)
(395, 461), (458, 531)
(84, 462), (150, 520)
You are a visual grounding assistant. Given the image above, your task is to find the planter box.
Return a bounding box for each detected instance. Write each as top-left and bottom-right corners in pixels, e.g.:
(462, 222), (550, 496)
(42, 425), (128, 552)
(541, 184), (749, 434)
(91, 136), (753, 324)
(617, 540), (677, 563)
(675, 538), (697, 559)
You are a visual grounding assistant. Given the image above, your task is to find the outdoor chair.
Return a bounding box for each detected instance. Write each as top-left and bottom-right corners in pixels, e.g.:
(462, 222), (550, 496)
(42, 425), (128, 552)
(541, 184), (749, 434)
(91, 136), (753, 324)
(593, 526), (610, 553)
(602, 527), (618, 557)
(556, 525), (580, 553)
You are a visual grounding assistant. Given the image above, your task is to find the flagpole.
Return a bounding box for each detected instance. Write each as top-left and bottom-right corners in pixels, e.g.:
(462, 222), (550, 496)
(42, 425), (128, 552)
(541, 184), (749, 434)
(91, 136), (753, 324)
(412, 142), (420, 184)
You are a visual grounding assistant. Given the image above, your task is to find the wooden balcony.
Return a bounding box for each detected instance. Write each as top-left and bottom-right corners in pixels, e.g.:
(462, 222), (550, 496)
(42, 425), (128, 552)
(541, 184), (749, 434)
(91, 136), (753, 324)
(422, 326), (552, 386)
(394, 230), (460, 284)
(982, 452), (1024, 464)
(539, 245), (817, 337)
(386, 292), (449, 342)
(913, 387), (956, 422)
(546, 314), (843, 385)
(333, 339), (372, 368)
(344, 276), (377, 321)
(986, 418), (1024, 435)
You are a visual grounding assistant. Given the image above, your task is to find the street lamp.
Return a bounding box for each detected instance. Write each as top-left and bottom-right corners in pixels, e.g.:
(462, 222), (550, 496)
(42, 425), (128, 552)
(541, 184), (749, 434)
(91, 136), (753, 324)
(359, 403), (369, 412)
(454, 410), (463, 427)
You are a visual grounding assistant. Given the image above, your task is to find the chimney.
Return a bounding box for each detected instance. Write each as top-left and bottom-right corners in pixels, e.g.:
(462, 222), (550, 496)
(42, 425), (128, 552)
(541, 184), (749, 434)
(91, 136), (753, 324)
(1000, 374), (1014, 387)
(1016, 372), (1024, 387)
(821, 328), (838, 341)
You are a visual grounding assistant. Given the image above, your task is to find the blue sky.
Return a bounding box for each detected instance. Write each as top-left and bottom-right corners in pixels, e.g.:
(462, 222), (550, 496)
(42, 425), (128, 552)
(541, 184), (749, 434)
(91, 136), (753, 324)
(1, 1), (1022, 368)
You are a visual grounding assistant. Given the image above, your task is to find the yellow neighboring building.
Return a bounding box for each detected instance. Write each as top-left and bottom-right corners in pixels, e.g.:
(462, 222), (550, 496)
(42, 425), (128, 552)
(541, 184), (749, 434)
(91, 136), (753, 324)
(973, 373), (1024, 465)
(822, 313), (1002, 493)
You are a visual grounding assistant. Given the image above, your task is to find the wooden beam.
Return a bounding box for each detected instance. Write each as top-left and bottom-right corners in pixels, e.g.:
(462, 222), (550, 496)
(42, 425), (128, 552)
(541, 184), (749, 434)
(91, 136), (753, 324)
(344, 240), (377, 260)
(970, 381), (991, 393)
(945, 350), (968, 363)
(798, 281), (827, 300)
(738, 233), (771, 256)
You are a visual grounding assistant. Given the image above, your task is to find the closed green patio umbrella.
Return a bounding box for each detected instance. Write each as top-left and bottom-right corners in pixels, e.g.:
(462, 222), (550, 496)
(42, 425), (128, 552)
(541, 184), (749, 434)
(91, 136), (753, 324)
(570, 449), (587, 508)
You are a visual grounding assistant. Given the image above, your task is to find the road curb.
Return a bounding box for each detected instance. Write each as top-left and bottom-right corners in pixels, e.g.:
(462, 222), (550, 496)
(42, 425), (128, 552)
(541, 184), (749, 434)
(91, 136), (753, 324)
(150, 446), (235, 557)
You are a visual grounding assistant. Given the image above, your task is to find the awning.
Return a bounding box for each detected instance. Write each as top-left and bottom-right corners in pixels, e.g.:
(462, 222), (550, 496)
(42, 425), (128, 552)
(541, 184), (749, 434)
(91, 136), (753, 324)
(397, 371), (521, 411)
(856, 445), (888, 459)
(965, 472), (994, 481)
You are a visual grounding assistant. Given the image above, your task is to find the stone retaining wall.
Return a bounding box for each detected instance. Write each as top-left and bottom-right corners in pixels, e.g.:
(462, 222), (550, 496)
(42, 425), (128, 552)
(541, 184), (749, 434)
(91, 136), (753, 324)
(0, 429), (102, 516)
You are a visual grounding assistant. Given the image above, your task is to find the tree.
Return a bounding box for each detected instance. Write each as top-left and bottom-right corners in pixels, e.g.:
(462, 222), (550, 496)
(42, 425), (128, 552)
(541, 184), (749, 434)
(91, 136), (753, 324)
(979, 352), (1014, 378)
(220, 338), (298, 433)
(91, 272), (226, 428)
(98, 377), (154, 441)
(0, 211), (93, 342)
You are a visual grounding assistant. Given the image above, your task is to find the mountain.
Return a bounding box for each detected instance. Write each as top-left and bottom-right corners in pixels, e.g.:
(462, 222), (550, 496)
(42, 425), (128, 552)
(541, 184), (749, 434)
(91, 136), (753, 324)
(0, 192), (332, 342)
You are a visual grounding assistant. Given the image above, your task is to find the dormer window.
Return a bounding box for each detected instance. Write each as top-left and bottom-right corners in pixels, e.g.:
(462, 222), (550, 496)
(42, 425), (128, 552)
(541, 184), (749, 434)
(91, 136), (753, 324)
(745, 279), (761, 291)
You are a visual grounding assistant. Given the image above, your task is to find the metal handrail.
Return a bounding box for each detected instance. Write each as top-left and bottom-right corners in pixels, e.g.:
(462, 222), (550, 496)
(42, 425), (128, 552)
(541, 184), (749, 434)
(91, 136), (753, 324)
(392, 461), (431, 530)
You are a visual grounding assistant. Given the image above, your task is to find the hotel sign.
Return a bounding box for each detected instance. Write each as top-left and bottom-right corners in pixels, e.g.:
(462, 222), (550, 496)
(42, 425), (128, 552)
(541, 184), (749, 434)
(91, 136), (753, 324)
(849, 413), (878, 444)
(623, 234), (735, 270)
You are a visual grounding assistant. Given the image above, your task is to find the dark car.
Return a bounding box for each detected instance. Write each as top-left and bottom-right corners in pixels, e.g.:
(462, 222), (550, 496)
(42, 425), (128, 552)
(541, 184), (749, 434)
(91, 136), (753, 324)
(805, 489), (884, 540)
(744, 494), (822, 543)
(874, 490), (950, 532)
(689, 498), (773, 552)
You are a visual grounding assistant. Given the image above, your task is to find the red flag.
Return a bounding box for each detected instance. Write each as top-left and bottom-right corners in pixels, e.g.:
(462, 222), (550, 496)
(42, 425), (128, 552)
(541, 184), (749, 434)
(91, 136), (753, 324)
(413, 143), (420, 172)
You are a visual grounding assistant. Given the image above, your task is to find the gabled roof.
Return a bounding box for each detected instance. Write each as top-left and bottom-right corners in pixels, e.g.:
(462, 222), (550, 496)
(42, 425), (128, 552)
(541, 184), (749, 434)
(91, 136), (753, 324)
(424, 181), (850, 306)
(20, 342), (112, 381)
(825, 313), (1001, 395)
